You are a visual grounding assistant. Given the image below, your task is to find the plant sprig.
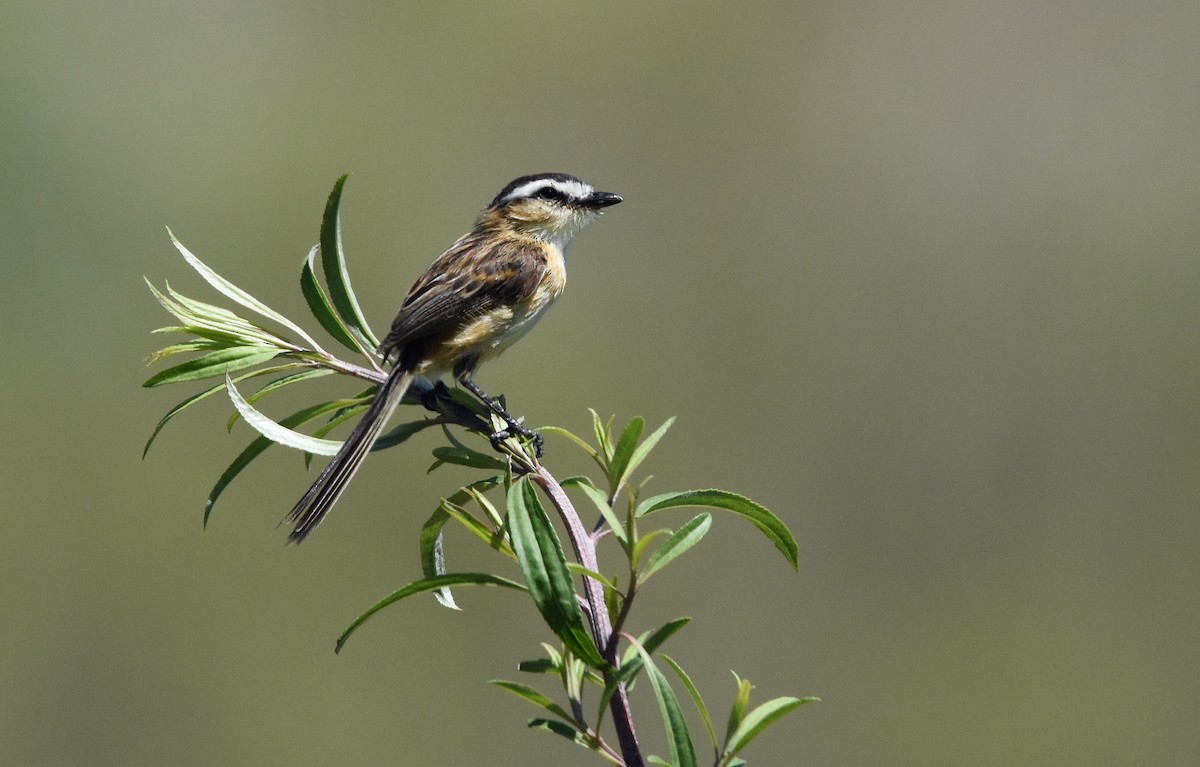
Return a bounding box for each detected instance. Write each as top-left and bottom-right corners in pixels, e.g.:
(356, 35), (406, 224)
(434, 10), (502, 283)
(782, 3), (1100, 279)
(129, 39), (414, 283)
(144, 176), (814, 766)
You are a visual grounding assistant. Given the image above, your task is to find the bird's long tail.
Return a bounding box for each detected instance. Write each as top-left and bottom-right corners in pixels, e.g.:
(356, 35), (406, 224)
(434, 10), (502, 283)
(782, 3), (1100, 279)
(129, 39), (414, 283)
(285, 362), (416, 543)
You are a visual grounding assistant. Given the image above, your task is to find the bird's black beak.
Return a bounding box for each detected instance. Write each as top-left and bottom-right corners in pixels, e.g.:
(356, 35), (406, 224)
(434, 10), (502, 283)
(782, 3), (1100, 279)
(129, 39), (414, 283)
(583, 191), (622, 209)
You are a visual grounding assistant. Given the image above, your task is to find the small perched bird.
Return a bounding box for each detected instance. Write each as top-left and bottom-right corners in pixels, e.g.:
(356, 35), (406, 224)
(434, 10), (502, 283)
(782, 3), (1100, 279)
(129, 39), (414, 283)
(286, 173), (622, 543)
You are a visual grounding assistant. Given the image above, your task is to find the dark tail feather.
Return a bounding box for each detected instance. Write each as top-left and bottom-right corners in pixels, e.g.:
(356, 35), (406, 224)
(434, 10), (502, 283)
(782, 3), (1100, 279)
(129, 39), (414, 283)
(285, 364), (416, 543)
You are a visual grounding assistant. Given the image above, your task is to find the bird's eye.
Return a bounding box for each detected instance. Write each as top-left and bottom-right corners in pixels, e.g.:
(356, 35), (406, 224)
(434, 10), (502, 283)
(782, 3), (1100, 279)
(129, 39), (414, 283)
(535, 187), (564, 202)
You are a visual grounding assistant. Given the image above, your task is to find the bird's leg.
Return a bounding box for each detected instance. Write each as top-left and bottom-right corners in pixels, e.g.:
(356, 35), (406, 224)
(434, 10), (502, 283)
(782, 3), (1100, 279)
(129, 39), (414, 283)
(417, 379), (493, 434)
(419, 380), (450, 412)
(458, 374), (544, 457)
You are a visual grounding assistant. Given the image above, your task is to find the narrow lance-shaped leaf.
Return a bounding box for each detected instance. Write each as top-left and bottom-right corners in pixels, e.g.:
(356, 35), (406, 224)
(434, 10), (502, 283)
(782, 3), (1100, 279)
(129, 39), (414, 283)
(143, 347), (280, 388)
(630, 529), (672, 571)
(300, 245), (363, 355)
(419, 506), (458, 610)
(204, 397), (364, 526)
(561, 475), (627, 545)
(144, 339), (222, 366)
(319, 174), (381, 352)
(419, 482), (514, 610)
(161, 282), (291, 346)
(489, 681), (576, 726)
(725, 674), (753, 747)
(507, 477), (606, 668)
(428, 445), (508, 472)
(336, 573), (526, 653)
(146, 278), (239, 325)
(628, 641), (698, 767)
(440, 499), (513, 557)
(641, 513), (712, 581)
(638, 490), (799, 572)
(146, 302), (283, 356)
(226, 368), (337, 431)
(564, 563), (620, 593)
(310, 402), (370, 439)
(598, 617), (692, 727)
(589, 408), (614, 463)
(539, 425), (600, 462)
(661, 655), (718, 753)
(374, 417), (449, 450)
(143, 363), (304, 457)
(249, 367), (335, 399)
(606, 416), (644, 499)
(517, 658), (558, 674)
(526, 719), (597, 754)
(463, 482), (504, 530)
(722, 696), (817, 765)
(621, 416), (676, 489)
(225, 375), (343, 455)
(167, 227), (327, 353)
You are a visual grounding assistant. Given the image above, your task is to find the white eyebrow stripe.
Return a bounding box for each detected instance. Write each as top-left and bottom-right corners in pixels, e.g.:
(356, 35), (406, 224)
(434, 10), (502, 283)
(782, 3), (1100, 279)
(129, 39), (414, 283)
(500, 178), (592, 204)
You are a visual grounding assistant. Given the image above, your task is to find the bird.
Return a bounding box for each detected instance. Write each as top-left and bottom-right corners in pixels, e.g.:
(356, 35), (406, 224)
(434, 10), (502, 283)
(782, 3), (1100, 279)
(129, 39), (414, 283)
(286, 173), (622, 543)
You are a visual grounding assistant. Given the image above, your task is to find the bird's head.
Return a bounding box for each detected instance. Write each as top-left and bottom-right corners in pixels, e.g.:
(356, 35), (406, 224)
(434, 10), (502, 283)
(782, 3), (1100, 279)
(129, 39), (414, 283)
(481, 173), (622, 247)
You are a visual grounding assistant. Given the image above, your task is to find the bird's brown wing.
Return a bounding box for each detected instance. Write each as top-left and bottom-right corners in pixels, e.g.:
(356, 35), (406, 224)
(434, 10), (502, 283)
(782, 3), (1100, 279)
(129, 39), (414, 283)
(377, 234), (547, 361)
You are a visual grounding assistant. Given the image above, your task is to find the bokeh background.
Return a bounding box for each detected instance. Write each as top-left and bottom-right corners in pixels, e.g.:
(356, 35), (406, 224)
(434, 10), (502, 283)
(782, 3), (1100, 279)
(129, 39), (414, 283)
(3, 2), (1198, 765)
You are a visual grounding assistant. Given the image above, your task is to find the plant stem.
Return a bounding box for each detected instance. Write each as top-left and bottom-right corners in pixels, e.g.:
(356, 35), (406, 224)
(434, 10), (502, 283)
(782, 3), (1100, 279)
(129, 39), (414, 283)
(531, 467), (644, 767)
(296, 348), (640, 760)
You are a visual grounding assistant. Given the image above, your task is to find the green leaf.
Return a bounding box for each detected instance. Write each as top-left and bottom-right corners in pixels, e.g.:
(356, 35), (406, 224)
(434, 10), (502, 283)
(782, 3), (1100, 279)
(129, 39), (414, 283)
(598, 617), (691, 725)
(561, 475), (626, 545)
(226, 368), (337, 431)
(225, 375), (343, 455)
(441, 499), (513, 557)
(167, 227), (327, 353)
(622, 416), (676, 489)
(589, 408), (613, 462)
(526, 718), (589, 747)
(374, 417), (446, 450)
(603, 571), (624, 629)
(661, 655), (718, 753)
(142, 347), (280, 388)
(507, 477), (606, 668)
(564, 563), (620, 593)
(489, 681), (575, 724)
(534, 643), (564, 669)
(725, 674), (753, 748)
(336, 573), (525, 653)
(143, 364), (303, 457)
(463, 482), (504, 529)
(517, 658), (559, 675)
(638, 490), (799, 572)
(606, 416), (644, 496)
(203, 397), (360, 525)
(635, 647), (698, 767)
(153, 322), (266, 348)
(722, 696), (816, 764)
(161, 282), (289, 346)
(415, 479), (508, 606)
(428, 445), (508, 472)
(630, 528), (672, 570)
(641, 513), (712, 581)
(309, 402), (370, 439)
(540, 425), (599, 461)
(300, 244), (362, 354)
(251, 367), (334, 399)
(144, 339), (222, 365)
(418, 507), (456, 609)
(319, 174), (380, 352)
(148, 279), (239, 325)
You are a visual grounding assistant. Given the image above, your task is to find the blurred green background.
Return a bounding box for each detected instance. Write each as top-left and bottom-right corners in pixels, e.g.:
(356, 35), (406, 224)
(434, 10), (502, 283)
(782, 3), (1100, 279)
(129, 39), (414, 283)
(3, 1), (1198, 764)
